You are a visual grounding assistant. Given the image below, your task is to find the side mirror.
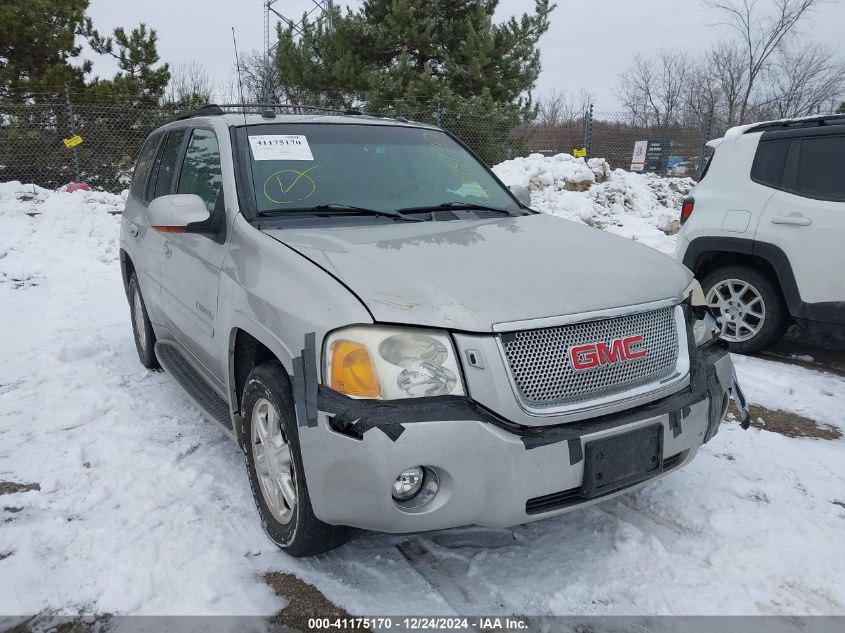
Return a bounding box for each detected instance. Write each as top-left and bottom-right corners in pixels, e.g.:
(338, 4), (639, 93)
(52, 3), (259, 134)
(148, 194), (212, 234)
(509, 184), (531, 207)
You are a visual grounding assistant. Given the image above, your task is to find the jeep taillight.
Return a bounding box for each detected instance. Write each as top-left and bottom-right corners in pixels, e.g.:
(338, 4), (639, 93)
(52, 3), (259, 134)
(680, 197), (695, 225)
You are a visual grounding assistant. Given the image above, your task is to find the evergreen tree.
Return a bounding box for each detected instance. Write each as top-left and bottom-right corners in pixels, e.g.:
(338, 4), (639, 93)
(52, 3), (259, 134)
(275, 0), (553, 107)
(274, 0), (553, 163)
(838, 102), (845, 114)
(0, 0), (90, 99)
(87, 24), (170, 104)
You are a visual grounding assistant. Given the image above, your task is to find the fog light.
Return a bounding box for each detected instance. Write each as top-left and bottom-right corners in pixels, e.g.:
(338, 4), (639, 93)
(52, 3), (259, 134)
(392, 467), (424, 501)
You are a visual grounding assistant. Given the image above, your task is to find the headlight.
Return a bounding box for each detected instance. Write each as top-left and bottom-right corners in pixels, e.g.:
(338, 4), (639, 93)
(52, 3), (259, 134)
(683, 279), (719, 345)
(324, 326), (466, 400)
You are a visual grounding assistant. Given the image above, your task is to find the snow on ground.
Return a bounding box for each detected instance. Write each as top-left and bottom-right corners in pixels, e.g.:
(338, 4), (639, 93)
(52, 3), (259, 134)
(493, 153), (693, 254)
(0, 177), (844, 617)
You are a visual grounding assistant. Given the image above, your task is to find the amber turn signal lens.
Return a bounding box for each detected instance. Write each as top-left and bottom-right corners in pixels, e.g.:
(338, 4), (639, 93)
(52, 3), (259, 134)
(329, 340), (381, 398)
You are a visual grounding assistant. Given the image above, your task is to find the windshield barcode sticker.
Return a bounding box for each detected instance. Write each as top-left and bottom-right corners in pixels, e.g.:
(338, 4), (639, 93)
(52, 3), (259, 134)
(248, 135), (314, 161)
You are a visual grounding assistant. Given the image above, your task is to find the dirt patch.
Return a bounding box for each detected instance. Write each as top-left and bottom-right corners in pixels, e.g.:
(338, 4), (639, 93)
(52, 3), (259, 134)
(265, 572), (367, 632)
(728, 403), (841, 440)
(759, 341), (845, 379)
(0, 481), (40, 495)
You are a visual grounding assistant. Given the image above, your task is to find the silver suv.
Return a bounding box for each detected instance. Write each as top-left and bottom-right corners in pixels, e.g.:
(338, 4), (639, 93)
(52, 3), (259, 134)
(120, 104), (746, 556)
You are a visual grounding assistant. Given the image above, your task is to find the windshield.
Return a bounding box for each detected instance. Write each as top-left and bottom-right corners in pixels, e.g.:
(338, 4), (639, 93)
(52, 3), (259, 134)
(238, 123), (518, 215)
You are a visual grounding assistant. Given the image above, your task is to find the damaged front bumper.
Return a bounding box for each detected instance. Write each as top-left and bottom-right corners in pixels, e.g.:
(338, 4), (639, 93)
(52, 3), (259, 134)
(296, 340), (742, 533)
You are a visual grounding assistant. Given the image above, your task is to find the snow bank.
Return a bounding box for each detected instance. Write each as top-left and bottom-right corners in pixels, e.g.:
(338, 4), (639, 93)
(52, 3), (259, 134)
(494, 153), (694, 254)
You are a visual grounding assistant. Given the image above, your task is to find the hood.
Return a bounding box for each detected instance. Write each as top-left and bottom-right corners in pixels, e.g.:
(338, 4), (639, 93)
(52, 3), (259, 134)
(263, 214), (692, 332)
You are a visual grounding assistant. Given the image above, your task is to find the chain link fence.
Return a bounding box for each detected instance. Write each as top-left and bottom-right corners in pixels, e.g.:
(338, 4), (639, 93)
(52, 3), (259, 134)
(1, 93), (714, 192)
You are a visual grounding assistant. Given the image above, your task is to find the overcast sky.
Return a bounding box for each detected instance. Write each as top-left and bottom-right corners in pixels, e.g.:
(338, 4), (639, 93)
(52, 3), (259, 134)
(85, 0), (845, 110)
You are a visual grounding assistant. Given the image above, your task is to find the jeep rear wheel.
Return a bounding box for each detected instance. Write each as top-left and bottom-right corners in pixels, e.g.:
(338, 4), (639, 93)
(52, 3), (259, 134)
(702, 265), (789, 354)
(241, 361), (350, 557)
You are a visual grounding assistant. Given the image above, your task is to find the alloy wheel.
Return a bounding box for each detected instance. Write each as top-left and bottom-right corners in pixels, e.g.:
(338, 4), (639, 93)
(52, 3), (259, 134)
(706, 278), (766, 343)
(133, 290), (147, 352)
(251, 397), (297, 524)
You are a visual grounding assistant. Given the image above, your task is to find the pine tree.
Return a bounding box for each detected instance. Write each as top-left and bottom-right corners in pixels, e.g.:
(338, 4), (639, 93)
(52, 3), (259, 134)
(273, 0), (553, 163)
(87, 24), (170, 104)
(0, 0), (90, 99)
(275, 0), (554, 108)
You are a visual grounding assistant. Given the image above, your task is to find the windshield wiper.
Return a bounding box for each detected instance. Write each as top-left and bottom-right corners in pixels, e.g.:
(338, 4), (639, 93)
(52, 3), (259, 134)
(396, 201), (523, 216)
(256, 204), (423, 222)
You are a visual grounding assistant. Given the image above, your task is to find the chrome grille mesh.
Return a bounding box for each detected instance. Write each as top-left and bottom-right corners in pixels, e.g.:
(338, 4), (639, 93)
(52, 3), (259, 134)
(500, 307), (680, 407)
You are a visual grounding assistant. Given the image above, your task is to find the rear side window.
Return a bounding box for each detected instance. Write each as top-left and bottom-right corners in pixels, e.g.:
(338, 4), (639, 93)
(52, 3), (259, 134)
(177, 129), (223, 212)
(130, 132), (162, 200)
(795, 136), (845, 202)
(750, 139), (789, 188)
(152, 129), (187, 200)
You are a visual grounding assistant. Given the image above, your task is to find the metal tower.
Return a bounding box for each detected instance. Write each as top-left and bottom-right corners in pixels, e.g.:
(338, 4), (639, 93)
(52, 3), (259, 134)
(264, 0), (335, 61)
(263, 0), (335, 101)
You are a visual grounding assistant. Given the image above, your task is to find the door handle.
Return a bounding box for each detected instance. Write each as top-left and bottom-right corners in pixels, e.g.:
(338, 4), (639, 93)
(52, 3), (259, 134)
(127, 222), (139, 237)
(771, 215), (812, 226)
(163, 240), (172, 258)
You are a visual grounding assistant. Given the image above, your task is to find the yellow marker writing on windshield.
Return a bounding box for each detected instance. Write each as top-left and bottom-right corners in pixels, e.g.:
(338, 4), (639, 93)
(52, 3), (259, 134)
(263, 165), (318, 205)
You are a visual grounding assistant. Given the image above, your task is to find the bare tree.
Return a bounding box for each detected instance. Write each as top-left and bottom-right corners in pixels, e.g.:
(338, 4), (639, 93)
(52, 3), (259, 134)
(706, 40), (749, 125)
(704, 0), (823, 123)
(164, 62), (215, 105)
(233, 51), (286, 103)
(759, 43), (845, 117)
(536, 88), (594, 125)
(616, 51), (691, 126)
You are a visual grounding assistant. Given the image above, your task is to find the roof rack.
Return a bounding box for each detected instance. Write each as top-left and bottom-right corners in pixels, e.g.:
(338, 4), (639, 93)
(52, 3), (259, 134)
(162, 102), (423, 126)
(744, 113), (845, 134)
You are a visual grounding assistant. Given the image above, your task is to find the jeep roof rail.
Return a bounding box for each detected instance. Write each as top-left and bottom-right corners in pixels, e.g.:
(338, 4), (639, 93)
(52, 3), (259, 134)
(743, 113), (845, 134)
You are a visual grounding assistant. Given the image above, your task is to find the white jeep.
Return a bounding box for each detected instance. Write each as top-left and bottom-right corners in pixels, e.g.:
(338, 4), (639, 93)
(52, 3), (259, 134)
(675, 114), (845, 353)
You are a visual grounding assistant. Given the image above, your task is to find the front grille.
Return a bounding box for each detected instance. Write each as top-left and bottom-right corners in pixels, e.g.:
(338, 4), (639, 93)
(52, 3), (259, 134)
(501, 306), (680, 409)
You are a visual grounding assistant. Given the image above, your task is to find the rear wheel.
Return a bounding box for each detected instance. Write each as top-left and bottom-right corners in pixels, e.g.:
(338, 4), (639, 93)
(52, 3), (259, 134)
(701, 265), (789, 354)
(241, 361), (350, 557)
(129, 273), (159, 369)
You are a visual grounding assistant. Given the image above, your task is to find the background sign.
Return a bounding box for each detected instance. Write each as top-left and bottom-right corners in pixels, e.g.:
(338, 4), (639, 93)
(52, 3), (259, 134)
(63, 135), (83, 148)
(630, 140), (648, 171)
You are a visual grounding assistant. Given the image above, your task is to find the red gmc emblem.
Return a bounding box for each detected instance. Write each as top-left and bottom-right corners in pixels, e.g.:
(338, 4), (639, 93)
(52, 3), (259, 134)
(570, 335), (647, 371)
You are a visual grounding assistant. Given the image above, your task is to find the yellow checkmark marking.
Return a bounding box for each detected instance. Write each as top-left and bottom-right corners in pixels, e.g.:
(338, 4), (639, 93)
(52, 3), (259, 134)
(263, 166), (318, 205)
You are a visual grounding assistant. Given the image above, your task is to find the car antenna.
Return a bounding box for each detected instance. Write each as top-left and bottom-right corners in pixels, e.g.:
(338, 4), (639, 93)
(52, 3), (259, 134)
(232, 27), (260, 223)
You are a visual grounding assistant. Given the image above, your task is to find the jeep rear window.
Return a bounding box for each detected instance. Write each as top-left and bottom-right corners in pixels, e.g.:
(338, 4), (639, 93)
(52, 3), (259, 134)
(238, 124), (517, 214)
(751, 138), (789, 188)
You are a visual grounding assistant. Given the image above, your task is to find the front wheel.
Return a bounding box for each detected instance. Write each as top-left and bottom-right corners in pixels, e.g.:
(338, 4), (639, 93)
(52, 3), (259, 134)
(701, 265), (789, 354)
(241, 361), (350, 557)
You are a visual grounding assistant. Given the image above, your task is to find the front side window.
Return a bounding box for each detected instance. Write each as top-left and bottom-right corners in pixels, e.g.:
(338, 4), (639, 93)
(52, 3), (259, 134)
(796, 136), (845, 202)
(240, 124), (517, 214)
(152, 128), (187, 200)
(178, 129), (224, 211)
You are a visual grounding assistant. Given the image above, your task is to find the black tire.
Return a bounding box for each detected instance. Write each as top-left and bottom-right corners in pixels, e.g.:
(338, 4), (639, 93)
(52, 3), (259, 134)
(241, 361), (350, 557)
(129, 272), (159, 369)
(701, 265), (789, 354)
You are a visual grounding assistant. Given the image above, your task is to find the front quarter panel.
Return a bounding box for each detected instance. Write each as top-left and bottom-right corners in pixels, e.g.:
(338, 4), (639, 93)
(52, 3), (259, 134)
(218, 214), (373, 396)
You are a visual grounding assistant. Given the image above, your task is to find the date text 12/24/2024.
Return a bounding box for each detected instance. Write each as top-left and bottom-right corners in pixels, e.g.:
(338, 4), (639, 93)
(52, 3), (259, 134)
(308, 617), (529, 630)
